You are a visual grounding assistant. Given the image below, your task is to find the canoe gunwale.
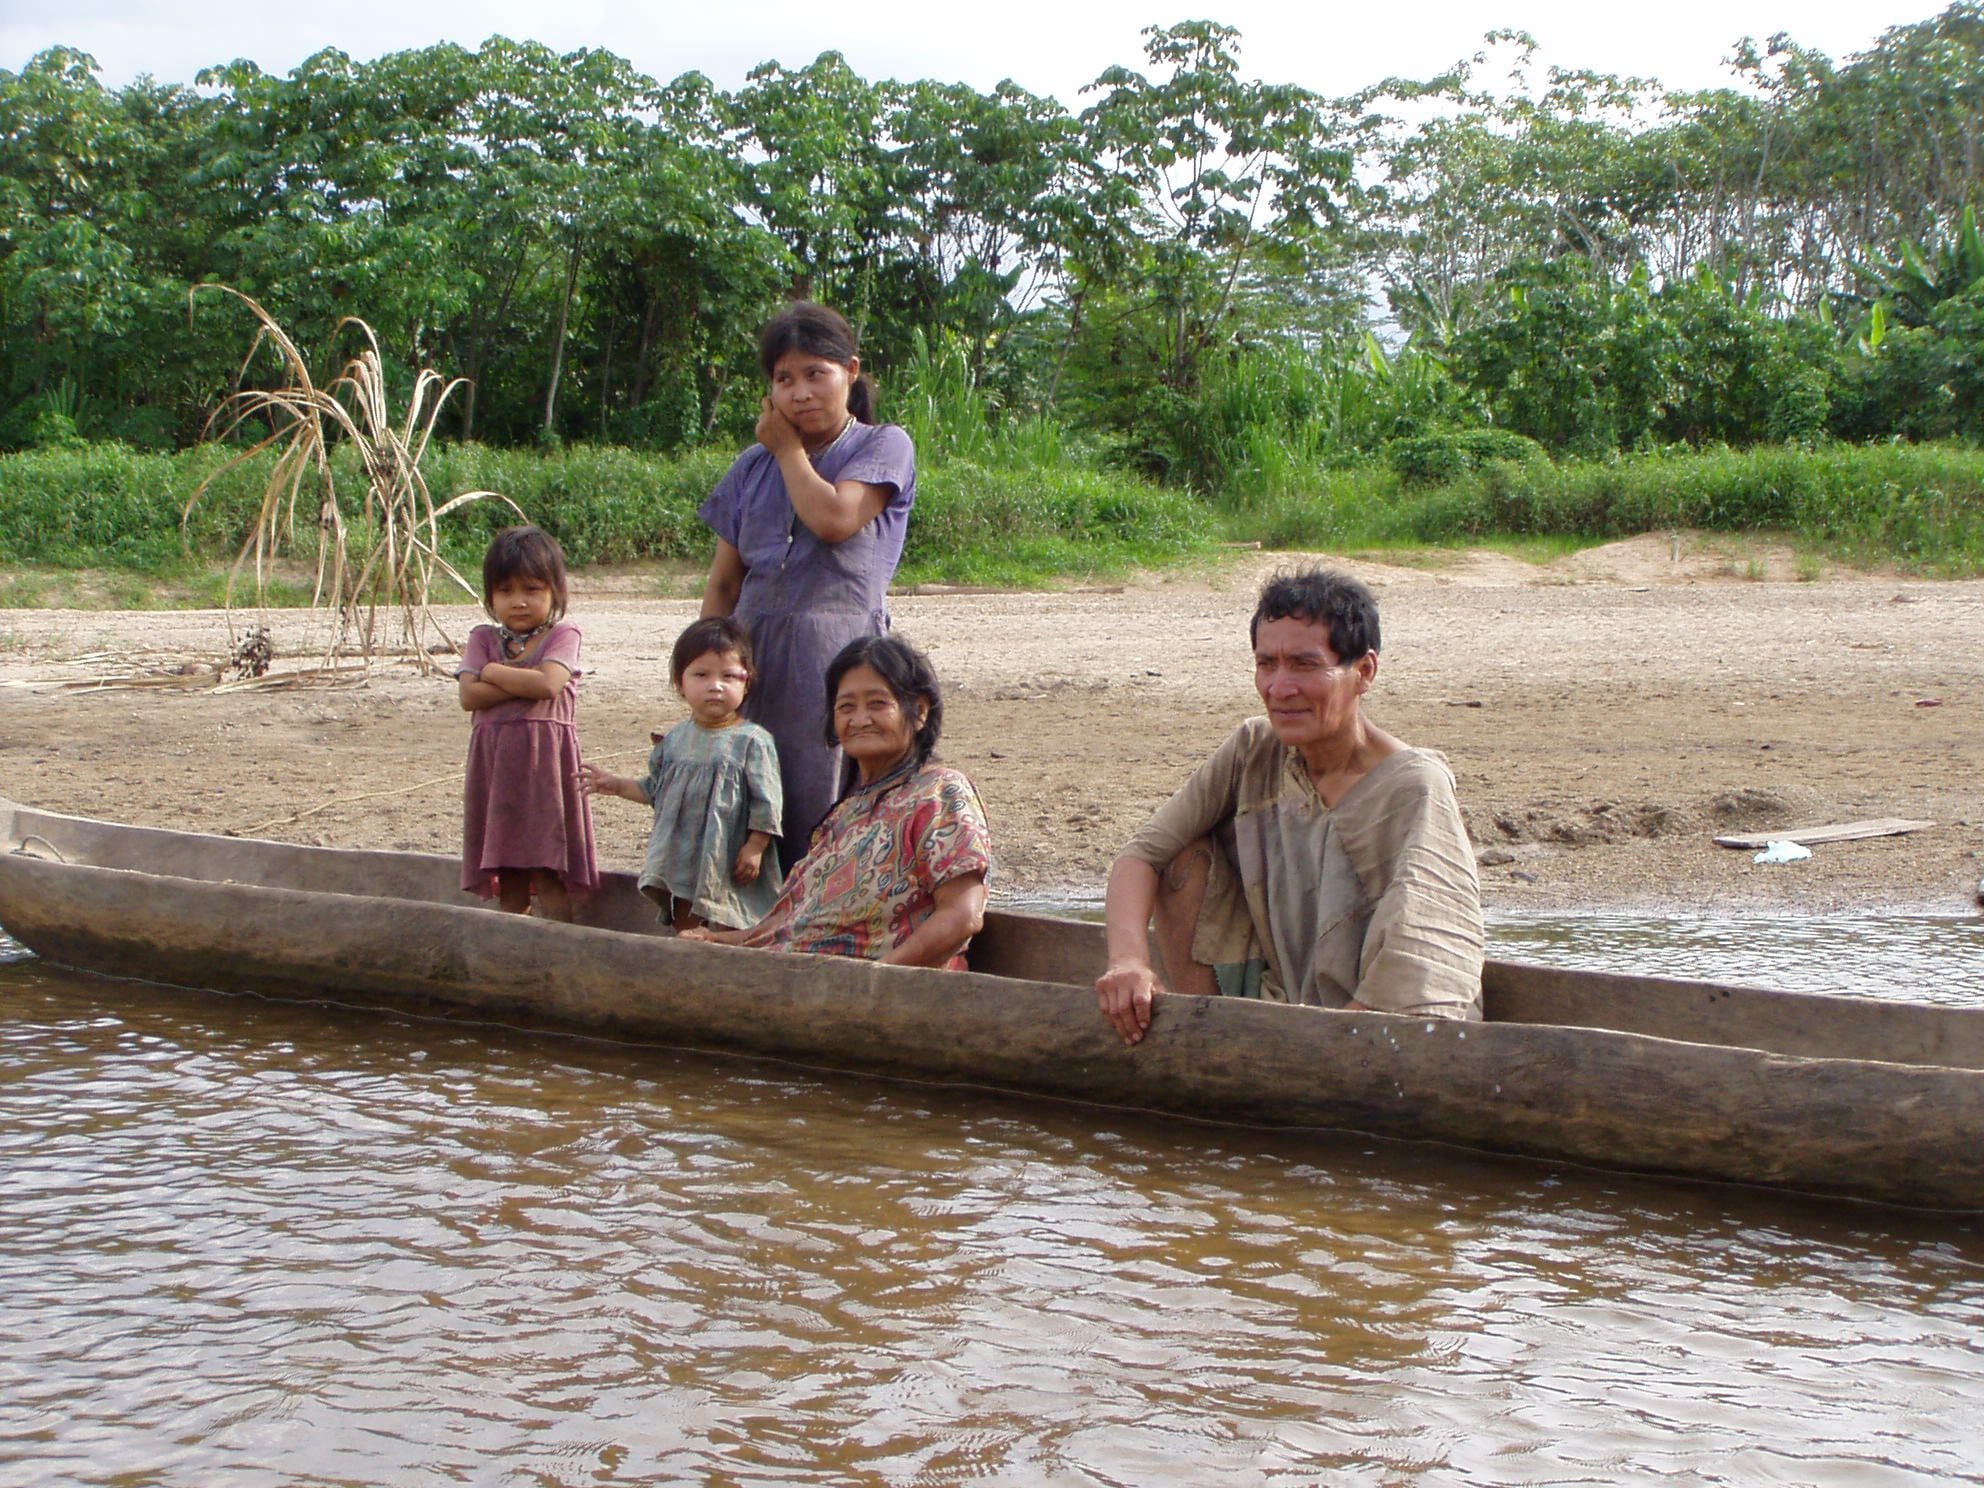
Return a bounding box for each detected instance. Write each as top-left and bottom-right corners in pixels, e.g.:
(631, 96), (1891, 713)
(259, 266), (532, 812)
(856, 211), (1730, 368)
(4, 833), (1984, 1211)
(6, 793), (1983, 1070)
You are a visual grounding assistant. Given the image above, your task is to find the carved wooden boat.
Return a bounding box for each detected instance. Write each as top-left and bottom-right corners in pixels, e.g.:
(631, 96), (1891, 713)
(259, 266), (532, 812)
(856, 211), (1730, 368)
(4, 796), (1981, 1211)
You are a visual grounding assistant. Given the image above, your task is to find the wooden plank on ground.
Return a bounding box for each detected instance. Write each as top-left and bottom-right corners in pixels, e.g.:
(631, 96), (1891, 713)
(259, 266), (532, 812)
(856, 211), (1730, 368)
(1713, 818), (1936, 849)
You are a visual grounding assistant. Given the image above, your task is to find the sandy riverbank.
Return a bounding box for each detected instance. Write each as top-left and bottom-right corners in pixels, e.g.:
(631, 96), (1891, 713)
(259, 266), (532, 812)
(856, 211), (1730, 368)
(3, 536), (1979, 916)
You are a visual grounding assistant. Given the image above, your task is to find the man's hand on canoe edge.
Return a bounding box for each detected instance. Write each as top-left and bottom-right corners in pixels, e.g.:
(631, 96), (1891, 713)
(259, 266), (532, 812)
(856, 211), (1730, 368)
(1097, 958), (1163, 1046)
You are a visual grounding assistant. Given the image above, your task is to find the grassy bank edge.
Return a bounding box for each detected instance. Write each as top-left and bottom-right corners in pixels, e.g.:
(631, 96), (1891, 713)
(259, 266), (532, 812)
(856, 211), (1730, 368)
(2, 440), (1981, 612)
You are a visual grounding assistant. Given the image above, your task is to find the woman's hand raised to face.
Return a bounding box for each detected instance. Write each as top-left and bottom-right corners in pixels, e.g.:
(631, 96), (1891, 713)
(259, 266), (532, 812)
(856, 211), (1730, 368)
(756, 398), (805, 459)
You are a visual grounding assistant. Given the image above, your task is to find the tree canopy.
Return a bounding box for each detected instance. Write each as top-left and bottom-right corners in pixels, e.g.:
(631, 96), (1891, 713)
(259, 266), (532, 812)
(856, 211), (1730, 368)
(3, 7), (1981, 460)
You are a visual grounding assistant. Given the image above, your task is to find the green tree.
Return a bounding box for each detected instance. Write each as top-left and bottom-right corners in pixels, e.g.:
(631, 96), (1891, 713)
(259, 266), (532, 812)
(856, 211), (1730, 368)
(1853, 204), (1984, 327)
(1079, 21), (1351, 392)
(584, 72), (786, 447)
(1653, 270), (1834, 444)
(1364, 34), (1668, 345)
(730, 52), (904, 320)
(888, 79), (1084, 387)
(0, 48), (210, 444)
(194, 50), (464, 372)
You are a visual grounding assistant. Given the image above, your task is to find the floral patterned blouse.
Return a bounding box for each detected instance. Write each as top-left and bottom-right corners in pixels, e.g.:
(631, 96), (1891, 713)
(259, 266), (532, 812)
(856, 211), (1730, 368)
(742, 759), (991, 969)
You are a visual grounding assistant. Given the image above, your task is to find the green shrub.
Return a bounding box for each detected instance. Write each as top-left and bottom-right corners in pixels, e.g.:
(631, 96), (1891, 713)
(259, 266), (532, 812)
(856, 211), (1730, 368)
(416, 443), (730, 568)
(0, 444), (266, 568)
(100, 405), (183, 452)
(1175, 337), (1475, 502)
(900, 459), (1210, 584)
(28, 411), (88, 451)
(1386, 429), (1547, 487)
(9, 437), (1981, 587)
(1831, 289), (1984, 443)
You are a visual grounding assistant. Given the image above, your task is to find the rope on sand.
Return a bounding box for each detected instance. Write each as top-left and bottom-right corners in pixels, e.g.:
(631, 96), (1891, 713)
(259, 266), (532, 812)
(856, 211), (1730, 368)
(232, 770), (466, 836)
(229, 747), (651, 837)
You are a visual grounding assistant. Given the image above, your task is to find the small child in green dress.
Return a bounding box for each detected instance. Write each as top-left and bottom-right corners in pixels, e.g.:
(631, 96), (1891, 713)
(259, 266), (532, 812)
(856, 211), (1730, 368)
(581, 617), (784, 931)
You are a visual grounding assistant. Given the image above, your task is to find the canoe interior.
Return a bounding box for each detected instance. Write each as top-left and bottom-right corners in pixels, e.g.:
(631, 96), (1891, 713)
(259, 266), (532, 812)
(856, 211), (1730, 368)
(5, 797), (1983, 1074)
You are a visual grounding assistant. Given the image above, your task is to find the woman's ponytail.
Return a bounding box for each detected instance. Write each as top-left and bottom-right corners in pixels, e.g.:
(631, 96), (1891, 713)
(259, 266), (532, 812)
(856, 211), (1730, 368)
(845, 373), (877, 425)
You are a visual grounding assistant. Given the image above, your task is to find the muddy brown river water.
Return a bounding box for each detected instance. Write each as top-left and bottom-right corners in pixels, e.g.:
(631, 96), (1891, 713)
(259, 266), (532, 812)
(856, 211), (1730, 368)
(3, 926), (1982, 1486)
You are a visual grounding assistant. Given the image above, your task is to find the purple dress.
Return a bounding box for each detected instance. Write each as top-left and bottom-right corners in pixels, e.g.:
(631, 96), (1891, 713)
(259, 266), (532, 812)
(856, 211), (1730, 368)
(699, 422), (916, 861)
(459, 620), (600, 898)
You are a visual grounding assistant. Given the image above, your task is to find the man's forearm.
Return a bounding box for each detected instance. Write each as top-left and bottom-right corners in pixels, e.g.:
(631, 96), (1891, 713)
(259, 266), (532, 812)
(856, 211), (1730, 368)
(1102, 856), (1160, 968)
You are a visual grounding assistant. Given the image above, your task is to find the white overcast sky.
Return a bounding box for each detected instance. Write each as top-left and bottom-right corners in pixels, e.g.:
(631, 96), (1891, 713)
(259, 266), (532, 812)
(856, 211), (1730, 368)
(0, 0), (1946, 102)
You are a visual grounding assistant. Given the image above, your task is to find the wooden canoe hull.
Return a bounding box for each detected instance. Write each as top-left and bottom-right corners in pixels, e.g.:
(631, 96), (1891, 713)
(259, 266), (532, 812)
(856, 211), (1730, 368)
(3, 799), (1982, 1211)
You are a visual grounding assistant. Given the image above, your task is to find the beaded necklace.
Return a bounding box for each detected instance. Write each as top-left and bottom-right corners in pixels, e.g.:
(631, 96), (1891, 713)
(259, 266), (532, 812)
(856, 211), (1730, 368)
(499, 617), (553, 660)
(807, 415), (858, 462)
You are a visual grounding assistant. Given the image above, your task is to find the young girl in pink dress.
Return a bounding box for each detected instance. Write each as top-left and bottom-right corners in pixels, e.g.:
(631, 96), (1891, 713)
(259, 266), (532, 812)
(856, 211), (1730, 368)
(457, 526), (599, 918)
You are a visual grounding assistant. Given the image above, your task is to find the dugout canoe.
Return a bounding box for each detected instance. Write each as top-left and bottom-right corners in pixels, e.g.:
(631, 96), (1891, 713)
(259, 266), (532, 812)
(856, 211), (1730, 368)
(3, 795), (1982, 1212)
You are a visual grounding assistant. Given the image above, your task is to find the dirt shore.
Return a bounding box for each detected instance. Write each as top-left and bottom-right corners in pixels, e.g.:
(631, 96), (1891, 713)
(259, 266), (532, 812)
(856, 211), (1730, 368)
(4, 536), (1980, 917)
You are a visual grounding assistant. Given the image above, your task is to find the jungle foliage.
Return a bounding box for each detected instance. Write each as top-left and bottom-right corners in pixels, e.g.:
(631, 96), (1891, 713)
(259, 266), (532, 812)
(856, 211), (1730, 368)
(2, 8), (1983, 575)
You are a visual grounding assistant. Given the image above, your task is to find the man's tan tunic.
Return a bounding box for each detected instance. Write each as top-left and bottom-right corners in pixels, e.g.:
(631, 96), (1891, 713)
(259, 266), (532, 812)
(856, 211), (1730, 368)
(1121, 717), (1484, 1019)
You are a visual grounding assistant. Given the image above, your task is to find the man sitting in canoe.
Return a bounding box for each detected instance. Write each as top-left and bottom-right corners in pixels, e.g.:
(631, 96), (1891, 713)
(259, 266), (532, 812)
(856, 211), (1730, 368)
(1096, 567), (1484, 1045)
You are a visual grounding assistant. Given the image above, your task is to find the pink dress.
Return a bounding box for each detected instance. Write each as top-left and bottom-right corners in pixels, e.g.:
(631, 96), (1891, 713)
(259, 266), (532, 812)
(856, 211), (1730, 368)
(459, 620), (599, 899)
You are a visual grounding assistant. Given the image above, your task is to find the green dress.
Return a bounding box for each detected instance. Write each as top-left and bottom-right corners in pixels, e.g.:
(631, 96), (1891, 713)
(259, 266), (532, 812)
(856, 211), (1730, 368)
(637, 718), (784, 929)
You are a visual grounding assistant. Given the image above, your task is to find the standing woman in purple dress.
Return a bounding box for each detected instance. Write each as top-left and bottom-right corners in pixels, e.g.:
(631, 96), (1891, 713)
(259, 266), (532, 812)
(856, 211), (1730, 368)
(698, 303), (917, 866)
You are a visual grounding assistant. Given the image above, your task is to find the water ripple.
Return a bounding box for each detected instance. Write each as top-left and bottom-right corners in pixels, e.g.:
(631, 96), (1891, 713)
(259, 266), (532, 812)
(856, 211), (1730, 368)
(1488, 910), (1984, 1006)
(2, 959), (1981, 1486)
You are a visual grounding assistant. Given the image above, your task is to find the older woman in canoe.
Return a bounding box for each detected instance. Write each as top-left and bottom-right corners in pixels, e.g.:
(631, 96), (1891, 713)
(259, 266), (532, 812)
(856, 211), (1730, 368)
(1096, 567), (1484, 1044)
(681, 635), (990, 970)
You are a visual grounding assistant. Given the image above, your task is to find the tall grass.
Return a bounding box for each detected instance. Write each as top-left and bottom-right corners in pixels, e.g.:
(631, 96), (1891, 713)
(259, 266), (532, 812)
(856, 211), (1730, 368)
(893, 329), (1079, 471)
(415, 444), (732, 568)
(901, 460), (1210, 585)
(1231, 442), (1984, 574)
(1192, 336), (1468, 502)
(8, 435), (1984, 592)
(0, 443), (262, 570)
(0, 441), (1213, 593)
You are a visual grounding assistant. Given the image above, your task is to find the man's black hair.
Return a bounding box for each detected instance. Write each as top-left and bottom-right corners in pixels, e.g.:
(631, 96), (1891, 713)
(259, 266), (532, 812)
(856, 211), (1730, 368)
(1249, 568), (1380, 661)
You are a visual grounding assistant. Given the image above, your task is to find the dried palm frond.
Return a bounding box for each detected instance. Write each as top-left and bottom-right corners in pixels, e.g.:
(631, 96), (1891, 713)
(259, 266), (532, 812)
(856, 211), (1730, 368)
(184, 286), (522, 674)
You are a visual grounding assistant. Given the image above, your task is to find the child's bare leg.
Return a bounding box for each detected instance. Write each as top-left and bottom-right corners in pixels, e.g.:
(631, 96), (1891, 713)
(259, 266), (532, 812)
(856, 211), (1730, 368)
(496, 868), (533, 915)
(531, 870), (573, 922)
(1152, 840), (1219, 997)
(670, 897), (703, 933)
